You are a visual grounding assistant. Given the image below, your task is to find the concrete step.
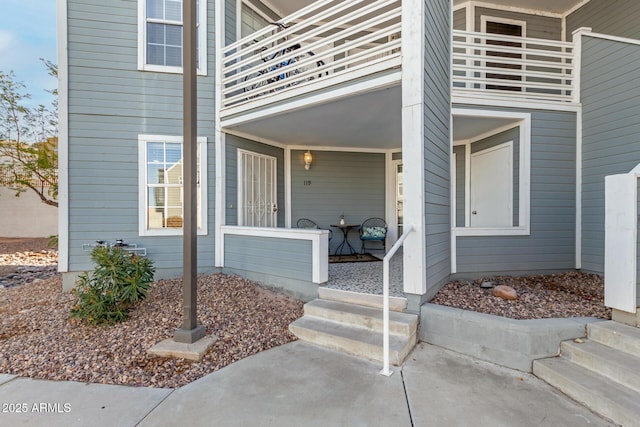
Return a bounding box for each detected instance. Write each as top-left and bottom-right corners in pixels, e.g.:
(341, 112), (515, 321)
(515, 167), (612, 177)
(589, 320), (640, 356)
(303, 299), (418, 337)
(533, 357), (640, 427)
(289, 316), (416, 366)
(561, 339), (640, 393)
(318, 288), (407, 312)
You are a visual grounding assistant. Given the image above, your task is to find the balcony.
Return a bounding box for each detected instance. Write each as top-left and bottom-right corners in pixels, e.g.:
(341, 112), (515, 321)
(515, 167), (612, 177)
(220, 0), (402, 119)
(452, 30), (575, 103)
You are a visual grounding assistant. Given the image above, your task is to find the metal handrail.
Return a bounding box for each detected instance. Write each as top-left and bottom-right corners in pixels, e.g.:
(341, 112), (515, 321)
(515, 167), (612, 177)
(380, 224), (414, 377)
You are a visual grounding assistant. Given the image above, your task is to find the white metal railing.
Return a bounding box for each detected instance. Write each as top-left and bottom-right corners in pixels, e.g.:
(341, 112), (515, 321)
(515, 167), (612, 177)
(222, 0), (401, 109)
(380, 224), (414, 377)
(453, 30), (575, 102)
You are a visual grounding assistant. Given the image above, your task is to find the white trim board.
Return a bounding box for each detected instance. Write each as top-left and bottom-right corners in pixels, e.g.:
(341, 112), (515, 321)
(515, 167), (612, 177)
(215, 0), (226, 267)
(57, 0), (69, 272)
(452, 95), (581, 112)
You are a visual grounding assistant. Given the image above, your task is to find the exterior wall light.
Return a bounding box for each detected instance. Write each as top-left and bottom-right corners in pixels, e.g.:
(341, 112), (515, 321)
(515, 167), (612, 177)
(304, 150), (313, 170)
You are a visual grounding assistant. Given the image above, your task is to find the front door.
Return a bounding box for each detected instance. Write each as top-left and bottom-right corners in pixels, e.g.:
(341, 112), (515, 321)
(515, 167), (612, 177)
(470, 142), (512, 227)
(238, 149), (278, 227)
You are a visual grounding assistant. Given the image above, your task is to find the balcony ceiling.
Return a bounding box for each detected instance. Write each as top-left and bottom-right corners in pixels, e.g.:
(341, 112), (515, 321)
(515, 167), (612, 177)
(453, 0), (584, 14)
(225, 85), (402, 149)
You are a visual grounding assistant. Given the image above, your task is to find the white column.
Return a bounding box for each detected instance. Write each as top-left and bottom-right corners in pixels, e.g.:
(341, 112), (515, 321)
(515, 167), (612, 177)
(401, 0), (427, 295)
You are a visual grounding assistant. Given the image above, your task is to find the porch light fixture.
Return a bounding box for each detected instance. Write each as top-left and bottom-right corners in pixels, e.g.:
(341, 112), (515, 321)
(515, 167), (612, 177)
(304, 150), (313, 170)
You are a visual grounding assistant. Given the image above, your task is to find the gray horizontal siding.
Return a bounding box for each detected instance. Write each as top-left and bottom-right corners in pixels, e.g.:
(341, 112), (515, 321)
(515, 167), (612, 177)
(424, 0), (452, 292)
(453, 8), (466, 30)
(474, 7), (562, 40)
(224, 235), (312, 281)
(225, 135), (285, 226)
(455, 108), (577, 276)
(581, 36), (640, 274)
(67, 0), (217, 273)
(290, 150), (385, 254)
(567, 0), (640, 40)
(225, 0), (237, 45)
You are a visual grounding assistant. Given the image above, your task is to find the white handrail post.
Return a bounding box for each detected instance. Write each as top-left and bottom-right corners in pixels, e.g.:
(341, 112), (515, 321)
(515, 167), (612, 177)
(380, 224), (414, 377)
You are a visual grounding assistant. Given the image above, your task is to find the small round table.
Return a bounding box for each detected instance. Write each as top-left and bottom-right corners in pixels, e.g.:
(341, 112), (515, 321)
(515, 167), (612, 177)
(330, 224), (360, 256)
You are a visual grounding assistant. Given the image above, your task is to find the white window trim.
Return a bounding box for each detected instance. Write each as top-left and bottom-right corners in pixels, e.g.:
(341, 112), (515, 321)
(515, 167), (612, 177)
(137, 0), (208, 75)
(451, 109), (531, 237)
(138, 134), (208, 236)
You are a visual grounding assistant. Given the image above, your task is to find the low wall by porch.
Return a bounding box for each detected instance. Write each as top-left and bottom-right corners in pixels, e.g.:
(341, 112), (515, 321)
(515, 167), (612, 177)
(220, 226), (329, 301)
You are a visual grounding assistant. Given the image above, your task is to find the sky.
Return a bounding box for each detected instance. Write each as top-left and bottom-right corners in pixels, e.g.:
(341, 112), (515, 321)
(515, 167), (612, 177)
(0, 0), (58, 109)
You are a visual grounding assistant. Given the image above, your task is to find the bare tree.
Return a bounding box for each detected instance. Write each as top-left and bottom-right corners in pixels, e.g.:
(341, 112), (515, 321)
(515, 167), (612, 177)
(0, 61), (58, 207)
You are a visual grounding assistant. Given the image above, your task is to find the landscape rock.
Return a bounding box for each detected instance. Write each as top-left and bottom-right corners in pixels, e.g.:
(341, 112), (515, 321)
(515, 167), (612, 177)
(492, 285), (518, 300)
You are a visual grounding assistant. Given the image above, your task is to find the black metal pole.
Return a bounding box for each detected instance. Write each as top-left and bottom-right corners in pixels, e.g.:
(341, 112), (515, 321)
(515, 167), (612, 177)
(174, 0), (204, 344)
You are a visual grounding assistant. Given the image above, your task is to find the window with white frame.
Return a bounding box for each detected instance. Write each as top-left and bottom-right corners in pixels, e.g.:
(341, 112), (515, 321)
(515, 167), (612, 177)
(138, 0), (207, 74)
(451, 109), (531, 236)
(138, 135), (208, 236)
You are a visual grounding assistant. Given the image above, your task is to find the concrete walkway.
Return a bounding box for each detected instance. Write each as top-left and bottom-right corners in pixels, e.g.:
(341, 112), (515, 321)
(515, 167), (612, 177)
(0, 342), (612, 426)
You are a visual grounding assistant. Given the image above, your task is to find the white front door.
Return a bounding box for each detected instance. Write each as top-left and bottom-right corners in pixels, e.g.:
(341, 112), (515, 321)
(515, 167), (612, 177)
(470, 142), (512, 227)
(238, 149), (278, 227)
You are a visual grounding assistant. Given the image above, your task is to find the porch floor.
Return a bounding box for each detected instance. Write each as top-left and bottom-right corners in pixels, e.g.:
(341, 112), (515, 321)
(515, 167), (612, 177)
(325, 251), (404, 297)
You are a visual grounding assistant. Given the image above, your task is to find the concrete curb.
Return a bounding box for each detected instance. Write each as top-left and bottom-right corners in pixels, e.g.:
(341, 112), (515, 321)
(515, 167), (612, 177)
(419, 303), (605, 372)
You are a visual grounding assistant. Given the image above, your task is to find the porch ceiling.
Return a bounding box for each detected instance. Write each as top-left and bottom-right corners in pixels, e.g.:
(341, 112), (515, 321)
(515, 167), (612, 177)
(453, 116), (521, 142)
(224, 85), (402, 149)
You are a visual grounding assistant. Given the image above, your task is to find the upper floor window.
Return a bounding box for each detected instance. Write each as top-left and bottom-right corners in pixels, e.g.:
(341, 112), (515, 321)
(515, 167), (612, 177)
(138, 0), (207, 74)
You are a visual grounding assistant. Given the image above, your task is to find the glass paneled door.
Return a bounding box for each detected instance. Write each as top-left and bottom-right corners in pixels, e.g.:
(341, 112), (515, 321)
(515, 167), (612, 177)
(238, 149), (278, 227)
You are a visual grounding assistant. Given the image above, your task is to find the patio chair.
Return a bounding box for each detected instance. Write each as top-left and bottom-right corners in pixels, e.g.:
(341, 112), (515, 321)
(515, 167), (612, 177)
(296, 218), (332, 242)
(359, 217), (387, 254)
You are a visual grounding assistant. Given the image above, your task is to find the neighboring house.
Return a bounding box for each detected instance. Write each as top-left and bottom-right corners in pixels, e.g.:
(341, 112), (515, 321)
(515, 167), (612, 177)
(58, 0), (640, 323)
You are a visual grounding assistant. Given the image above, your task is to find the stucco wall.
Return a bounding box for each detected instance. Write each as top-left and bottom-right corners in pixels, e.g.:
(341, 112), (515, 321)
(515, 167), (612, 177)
(0, 188), (58, 237)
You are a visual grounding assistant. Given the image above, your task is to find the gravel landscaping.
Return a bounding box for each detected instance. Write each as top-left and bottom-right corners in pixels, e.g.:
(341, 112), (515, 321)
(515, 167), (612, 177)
(0, 238), (611, 388)
(0, 239), (303, 388)
(431, 272), (611, 320)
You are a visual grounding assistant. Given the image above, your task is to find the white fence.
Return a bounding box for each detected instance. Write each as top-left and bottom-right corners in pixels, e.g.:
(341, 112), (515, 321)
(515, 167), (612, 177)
(453, 30), (575, 102)
(221, 0), (401, 109)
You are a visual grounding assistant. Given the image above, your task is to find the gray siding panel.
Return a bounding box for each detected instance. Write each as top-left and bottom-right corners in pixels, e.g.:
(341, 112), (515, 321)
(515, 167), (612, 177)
(424, 0), (452, 291)
(224, 235), (313, 281)
(567, 0), (640, 40)
(455, 108), (577, 276)
(453, 8), (466, 30)
(581, 36), (640, 274)
(67, 0), (217, 272)
(225, 135), (285, 227)
(474, 7), (562, 40)
(225, 0), (237, 45)
(290, 151), (385, 254)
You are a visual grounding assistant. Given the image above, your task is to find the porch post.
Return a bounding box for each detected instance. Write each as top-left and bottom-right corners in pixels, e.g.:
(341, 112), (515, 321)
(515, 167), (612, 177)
(401, 0), (427, 297)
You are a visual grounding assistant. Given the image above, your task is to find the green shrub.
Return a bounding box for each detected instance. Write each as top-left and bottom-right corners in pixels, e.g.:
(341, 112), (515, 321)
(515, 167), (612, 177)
(71, 246), (155, 325)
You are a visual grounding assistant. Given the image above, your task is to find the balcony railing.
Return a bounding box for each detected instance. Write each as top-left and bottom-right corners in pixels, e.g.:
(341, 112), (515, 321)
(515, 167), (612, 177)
(221, 0), (401, 110)
(453, 30), (575, 102)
